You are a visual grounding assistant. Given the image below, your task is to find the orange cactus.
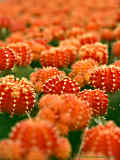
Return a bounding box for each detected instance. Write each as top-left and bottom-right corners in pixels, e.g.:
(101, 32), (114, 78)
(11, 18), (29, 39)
(10, 119), (71, 159)
(37, 94), (92, 134)
(82, 121), (120, 159)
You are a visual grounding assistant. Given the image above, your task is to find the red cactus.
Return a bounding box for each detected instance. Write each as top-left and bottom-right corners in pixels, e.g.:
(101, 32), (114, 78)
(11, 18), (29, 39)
(78, 89), (108, 116)
(0, 47), (16, 70)
(8, 42), (32, 66)
(0, 75), (35, 116)
(30, 67), (65, 92)
(88, 65), (120, 92)
(79, 43), (108, 64)
(10, 119), (71, 159)
(37, 94), (92, 134)
(40, 46), (76, 68)
(82, 121), (120, 159)
(43, 75), (80, 94)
